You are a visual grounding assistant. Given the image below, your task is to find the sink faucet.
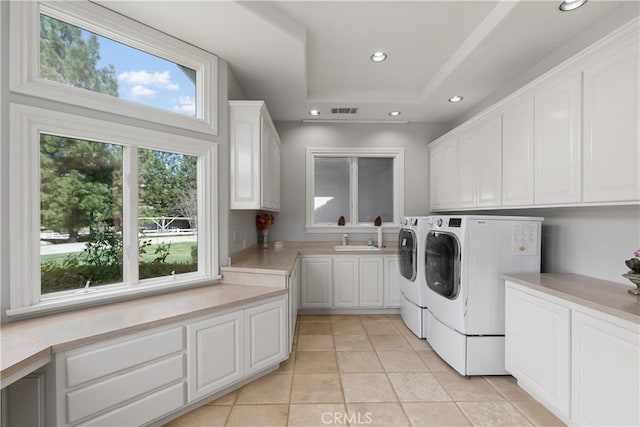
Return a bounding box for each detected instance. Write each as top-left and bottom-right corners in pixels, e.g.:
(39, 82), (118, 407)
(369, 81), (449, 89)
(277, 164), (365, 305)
(342, 233), (348, 246)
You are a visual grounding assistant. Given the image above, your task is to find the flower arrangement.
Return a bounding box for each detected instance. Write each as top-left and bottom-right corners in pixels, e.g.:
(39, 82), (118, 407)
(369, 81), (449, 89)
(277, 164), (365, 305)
(625, 249), (640, 274)
(256, 213), (275, 230)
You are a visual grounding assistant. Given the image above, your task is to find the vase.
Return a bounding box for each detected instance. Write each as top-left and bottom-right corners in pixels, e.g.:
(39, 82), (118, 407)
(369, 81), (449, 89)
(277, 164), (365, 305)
(622, 273), (640, 295)
(258, 228), (269, 249)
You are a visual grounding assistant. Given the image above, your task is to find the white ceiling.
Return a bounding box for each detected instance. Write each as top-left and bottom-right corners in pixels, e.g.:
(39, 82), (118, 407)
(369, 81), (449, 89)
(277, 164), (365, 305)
(96, 0), (637, 124)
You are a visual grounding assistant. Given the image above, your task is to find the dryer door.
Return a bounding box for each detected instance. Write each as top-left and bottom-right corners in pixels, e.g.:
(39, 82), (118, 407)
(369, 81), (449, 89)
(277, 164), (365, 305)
(398, 228), (417, 281)
(425, 231), (461, 300)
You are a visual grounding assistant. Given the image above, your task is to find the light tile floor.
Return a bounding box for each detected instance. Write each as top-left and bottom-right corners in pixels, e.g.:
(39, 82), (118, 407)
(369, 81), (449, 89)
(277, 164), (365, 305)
(166, 314), (565, 427)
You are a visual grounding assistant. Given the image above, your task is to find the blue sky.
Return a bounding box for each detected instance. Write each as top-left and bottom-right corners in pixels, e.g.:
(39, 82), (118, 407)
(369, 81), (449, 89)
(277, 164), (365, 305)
(94, 34), (196, 117)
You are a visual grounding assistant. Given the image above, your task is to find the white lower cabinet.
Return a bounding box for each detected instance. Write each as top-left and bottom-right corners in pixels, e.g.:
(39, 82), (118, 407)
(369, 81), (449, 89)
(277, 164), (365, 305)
(384, 255), (402, 307)
(302, 255), (395, 309)
(49, 326), (186, 426)
(288, 259), (301, 352)
(244, 298), (287, 375)
(359, 257), (384, 307)
(301, 256), (333, 308)
(44, 296), (288, 426)
(506, 281), (640, 426)
(571, 310), (639, 427)
(504, 284), (571, 421)
(187, 311), (243, 402)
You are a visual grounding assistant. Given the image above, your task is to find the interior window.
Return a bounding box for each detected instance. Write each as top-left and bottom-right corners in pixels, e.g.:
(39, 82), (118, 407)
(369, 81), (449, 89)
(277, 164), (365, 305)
(313, 157), (351, 225)
(358, 157), (394, 223)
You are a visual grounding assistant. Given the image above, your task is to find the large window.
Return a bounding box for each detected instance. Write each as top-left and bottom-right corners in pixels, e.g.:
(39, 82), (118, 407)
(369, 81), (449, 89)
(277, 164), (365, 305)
(306, 148), (404, 232)
(10, 1), (217, 134)
(10, 105), (217, 315)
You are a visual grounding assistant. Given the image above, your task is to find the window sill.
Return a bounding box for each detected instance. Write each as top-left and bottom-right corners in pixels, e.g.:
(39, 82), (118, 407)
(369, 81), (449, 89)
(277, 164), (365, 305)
(6, 275), (222, 320)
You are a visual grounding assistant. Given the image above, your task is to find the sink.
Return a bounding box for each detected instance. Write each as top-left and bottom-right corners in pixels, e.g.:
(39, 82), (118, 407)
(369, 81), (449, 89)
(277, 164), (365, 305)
(334, 245), (381, 251)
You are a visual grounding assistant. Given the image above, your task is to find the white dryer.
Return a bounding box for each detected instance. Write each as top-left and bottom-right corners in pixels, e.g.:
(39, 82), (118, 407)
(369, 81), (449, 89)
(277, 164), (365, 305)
(398, 216), (432, 338)
(424, 215), (542, 376)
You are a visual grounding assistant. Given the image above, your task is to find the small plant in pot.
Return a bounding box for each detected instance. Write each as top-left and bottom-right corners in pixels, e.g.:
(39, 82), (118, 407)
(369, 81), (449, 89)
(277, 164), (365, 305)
(623, 249), (640, 295)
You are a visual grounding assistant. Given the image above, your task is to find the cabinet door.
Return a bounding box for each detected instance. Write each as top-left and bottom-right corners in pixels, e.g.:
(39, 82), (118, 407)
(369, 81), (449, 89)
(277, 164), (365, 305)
(271, 135), (281, 210)
(334, 256), (359, 307)
(502, 98), (535, 206)
(457, 129), (477, 208)
(384, 255), (402, 307)
(442, 139), (459, 209)
(534, 74), (582, 205)
(583, 42), (640, 203)
(260, 116), (272, 209)
(244, 298), (287, 375)
(429, 142), (444, 210)
(288, 260), (300, 353)
(301, 257), (333, 308)
(359, 257), (384, 307)
(572, 311), (639, 427)
(505, 284), (571, 420)
(230, 104), (261, 209)
(187, 311), (243, 402)
(476, 116), (502, 207)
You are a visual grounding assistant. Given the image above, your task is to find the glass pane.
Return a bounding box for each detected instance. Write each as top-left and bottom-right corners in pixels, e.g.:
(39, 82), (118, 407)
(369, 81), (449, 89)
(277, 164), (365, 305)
(358, 157), (393, 223)
(138, 149), (198, 280)
(314, 157), (350, 225)
(39, 14), (197, 117)
(40, 134), (123, 293)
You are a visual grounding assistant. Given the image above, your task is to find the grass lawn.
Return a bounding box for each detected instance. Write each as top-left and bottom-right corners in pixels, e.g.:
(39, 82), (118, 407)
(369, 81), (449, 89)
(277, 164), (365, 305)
(41, 241), (196, 266)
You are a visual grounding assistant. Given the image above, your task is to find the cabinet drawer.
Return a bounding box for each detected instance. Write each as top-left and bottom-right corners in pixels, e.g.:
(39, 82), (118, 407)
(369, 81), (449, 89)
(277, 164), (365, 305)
(77, 381), (185, 427)
(66, 327), (184, 388)
(67, 354), (185, 424)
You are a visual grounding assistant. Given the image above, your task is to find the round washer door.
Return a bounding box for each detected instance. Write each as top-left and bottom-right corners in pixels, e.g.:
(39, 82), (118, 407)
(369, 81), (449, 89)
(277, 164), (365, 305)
(425, 231), (461, 300)
(398, 228), (417, 281)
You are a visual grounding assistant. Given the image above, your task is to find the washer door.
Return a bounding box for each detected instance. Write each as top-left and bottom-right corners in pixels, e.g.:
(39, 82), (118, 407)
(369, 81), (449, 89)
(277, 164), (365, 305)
(425, 231), (461, 300)
(398, 228), (417, 281)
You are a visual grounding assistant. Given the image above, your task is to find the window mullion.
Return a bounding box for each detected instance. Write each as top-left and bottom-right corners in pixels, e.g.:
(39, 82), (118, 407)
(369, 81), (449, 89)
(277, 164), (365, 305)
(122, 146), (139, 284)
(351, 157), (358, 226)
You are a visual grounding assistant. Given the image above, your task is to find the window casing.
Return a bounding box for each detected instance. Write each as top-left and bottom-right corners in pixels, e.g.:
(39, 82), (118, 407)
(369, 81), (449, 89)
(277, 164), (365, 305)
(9, 104), (218, 316)
(10, 0), (218, 134)
(306, 148), (404, 233)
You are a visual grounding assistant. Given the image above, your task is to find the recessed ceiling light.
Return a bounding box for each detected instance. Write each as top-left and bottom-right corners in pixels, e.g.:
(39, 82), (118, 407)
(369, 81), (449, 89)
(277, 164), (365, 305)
(389, 111), (401, 116)
(370, 51), (387, 62)
(559, 0), (587, 11)
(309, 109), (320, 116)
(448, 95), (463, 103)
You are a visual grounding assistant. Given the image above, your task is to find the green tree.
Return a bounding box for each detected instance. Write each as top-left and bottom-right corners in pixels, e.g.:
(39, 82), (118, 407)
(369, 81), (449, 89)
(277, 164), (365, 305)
(40, 135), (123, 241)
(40, 14), (118, 96)
(138, 150), (197, 228)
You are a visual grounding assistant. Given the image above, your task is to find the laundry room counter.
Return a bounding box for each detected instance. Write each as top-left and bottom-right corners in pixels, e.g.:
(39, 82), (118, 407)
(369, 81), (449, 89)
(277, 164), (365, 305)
(502, 273), (640, 324)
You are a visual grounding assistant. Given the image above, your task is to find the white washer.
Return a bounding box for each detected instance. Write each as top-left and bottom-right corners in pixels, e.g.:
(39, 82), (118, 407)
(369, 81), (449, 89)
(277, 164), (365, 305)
(398, 216), (432, 338)
(424, 215), (543, 375)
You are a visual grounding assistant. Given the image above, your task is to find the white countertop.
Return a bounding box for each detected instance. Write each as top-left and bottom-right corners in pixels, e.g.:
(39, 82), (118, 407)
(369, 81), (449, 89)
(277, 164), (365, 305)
(502, 273), (640, 324)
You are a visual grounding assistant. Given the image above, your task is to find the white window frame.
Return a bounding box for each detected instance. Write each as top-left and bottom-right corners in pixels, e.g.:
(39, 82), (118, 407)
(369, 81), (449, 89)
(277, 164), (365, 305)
(306, 147), (404, 233)
(7, 104), (219, 317)
(10, 0), (218, 135)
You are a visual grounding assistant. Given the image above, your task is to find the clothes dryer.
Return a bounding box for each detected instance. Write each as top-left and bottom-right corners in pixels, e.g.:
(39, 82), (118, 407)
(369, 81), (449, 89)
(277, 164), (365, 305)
(424, 215), (542, 375)
(398, 216), (432, 338)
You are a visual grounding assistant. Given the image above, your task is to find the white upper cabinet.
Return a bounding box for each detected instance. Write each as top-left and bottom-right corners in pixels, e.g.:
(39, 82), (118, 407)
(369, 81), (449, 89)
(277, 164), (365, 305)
(502, 98), (535, 206)
(230, 101), (281, 211)
(583, 39), (640, 203)
(456, 116), (502, 209)
(430, 19), (639, 212)
(457, 128), (477, 208)
(534, 74), (582, 205)
(430, 136), (458, 210)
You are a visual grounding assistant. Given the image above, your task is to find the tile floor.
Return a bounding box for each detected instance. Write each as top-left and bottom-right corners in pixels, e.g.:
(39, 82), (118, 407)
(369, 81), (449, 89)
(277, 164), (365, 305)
(166, 314), (565, 427)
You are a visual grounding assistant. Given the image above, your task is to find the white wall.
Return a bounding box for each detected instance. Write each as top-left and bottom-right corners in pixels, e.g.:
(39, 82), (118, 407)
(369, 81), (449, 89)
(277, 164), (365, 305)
(443, 206), (640, 286)
(270, 121), (448, 242)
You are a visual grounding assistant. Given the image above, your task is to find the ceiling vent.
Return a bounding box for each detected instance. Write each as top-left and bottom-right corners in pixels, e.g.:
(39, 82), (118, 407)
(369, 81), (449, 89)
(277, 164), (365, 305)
(331, 107), (358, 114)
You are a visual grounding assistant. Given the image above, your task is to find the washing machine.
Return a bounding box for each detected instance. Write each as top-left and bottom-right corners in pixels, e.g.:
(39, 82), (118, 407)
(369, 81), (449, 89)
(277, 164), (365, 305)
(398, 216), (432, 338)
(424, 215), (543, 375)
